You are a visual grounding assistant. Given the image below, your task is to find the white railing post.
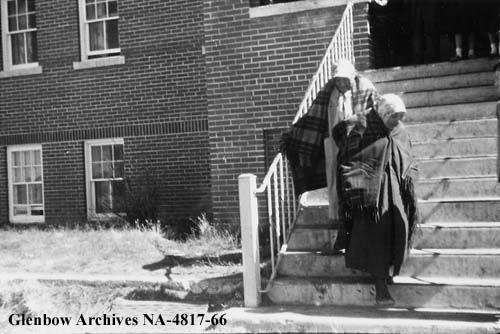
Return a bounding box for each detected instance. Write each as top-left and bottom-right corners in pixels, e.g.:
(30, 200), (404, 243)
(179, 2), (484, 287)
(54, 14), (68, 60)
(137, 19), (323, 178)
(238, 174), (262, 307)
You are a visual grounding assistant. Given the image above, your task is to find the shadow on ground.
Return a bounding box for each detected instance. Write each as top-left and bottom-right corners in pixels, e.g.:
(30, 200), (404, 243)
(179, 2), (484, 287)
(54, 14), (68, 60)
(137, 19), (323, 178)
(142, 252), (242, 276)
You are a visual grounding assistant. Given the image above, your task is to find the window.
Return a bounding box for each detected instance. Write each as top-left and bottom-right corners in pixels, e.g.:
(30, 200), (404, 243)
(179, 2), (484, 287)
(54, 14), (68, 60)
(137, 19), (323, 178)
(85, 139), (125, 219)
(1, 0), (42, 76)
(77, 0), (120, 62)
(7, 145), (44, 223)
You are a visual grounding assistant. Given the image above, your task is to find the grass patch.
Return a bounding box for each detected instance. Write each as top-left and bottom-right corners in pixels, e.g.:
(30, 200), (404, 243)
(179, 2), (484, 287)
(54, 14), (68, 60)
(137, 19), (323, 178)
(0, 216), (240, 277)
(0, 280), (145, 334)
(0, 228), (167, 277)
(0, 216), (243, 333)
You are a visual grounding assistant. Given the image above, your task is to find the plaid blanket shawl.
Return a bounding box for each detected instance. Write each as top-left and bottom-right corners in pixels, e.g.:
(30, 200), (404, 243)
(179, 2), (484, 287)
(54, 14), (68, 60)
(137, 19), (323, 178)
(335, 109), (418, 241)
(280, 76), (378, 195)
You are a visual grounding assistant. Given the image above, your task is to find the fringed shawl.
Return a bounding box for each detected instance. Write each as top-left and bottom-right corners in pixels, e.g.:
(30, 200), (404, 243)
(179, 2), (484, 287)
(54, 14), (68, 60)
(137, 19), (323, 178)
(335, 109), (419, 244)
(280, 76), (378, 195)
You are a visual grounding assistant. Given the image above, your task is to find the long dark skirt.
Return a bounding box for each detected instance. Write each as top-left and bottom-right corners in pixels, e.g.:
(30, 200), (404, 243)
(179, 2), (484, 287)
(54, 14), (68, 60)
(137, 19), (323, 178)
(345, 165), (409, 278)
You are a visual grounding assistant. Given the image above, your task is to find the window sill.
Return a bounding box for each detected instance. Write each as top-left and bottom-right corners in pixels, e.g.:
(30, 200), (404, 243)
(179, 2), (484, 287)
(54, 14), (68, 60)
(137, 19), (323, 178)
(73, 56), (125, 70)
(249, 0), (367, 18)
(10, 217), (45, 224)
(0, 66), (43, 78)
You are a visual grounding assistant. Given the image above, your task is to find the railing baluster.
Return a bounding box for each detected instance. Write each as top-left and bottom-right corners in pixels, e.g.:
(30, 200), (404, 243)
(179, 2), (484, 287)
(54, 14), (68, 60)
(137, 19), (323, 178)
(279, 156), (286, 245)
(267, 185), (274, 275)
(273, 168), (280, 254)
(341, 22), (345, 59)
(342, 22), (347, 59)
(285, 158), (291, 229)
(349, 5), (354, 62)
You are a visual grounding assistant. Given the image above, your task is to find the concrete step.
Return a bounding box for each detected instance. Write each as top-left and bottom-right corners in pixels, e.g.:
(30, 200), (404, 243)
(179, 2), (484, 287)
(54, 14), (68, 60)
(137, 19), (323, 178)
(377, 72), (494, 95)
(414, 222), (500, 249)
(417, 177), (500, 200)
(403, 86), (497, 109)
(278, 249), (500, 279)
(287, 223), (500, 251)
(412, 137), (496, 159)
(295, 205), (329, 226)
(418, 155), (497, 179)
(406, 119), (497, 142)
(363, 57), (497, 83)
(297, 197), (500, 226)
(420, 198), (500, 223)
(406, 101), (497, 124)
(222, 305), (500, 334)
(267, 276), (500, 310)
(287, 226), (338, 252)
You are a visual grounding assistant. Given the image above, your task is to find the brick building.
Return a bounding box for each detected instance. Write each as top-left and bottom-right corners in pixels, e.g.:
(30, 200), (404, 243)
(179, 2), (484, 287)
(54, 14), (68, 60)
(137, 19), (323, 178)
(205, 0), (371, 224)
(0, 0), (371, 226)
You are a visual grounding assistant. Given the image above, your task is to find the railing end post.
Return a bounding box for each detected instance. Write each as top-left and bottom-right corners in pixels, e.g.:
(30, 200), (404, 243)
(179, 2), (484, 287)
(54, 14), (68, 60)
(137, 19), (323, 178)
(238, 173), (262, 307)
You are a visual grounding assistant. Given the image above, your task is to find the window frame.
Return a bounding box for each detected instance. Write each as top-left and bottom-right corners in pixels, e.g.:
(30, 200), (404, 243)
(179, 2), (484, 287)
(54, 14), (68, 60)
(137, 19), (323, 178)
(84, 138), (125, 220)
(77, 0), (121, 62)
(0, 0), (42, 75)
(7, 144), (45, 224)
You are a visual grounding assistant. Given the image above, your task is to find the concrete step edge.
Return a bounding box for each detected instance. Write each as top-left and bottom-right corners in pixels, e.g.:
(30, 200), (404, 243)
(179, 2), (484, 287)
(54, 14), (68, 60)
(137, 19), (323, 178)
(406, 118), (497, 129)
(402, 84), (494, 95)
(376, 70), (494, 86)
(418, 176), (498, 183)
(293, 221), (500, 230)
(407, 100), (496, 110)
(301, 197), (500, 207)
(418, 154), (497, 162)
(362, 57), (497, 82)
(422, 221), (500, 228)
(419, 197), (500, 204)
(413, 136), (497, 145)
(301, 197), (500, 206)
(274, 276), (500, 287)
(283, 248), (500, 256)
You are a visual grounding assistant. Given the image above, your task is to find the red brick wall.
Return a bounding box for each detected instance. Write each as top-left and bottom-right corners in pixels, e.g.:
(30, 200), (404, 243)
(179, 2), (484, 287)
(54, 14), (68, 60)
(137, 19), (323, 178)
(0, 0), (211, 224)
(204, 0), (372, 224)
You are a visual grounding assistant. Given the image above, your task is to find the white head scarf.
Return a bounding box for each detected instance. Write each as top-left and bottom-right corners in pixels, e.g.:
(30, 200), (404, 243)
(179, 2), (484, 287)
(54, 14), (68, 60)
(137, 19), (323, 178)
(333, 59), (356, 80)
(377, 94), (406, 125)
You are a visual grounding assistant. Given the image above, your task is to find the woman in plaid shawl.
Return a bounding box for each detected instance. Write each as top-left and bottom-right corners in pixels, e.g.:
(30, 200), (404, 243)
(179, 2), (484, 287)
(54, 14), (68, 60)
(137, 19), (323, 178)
(333, 94), (418, 305)
(280, 60), (378, 222)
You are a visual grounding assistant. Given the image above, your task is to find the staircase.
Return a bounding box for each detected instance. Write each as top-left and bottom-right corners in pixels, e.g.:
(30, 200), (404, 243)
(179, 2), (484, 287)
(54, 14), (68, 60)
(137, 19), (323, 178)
(265, 58), (500, 324)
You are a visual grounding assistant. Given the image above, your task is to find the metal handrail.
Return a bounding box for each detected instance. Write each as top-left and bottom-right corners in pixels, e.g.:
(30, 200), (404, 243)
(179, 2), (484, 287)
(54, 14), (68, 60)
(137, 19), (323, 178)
(293, 2), (354, 124)
(254, 3), (355, 294)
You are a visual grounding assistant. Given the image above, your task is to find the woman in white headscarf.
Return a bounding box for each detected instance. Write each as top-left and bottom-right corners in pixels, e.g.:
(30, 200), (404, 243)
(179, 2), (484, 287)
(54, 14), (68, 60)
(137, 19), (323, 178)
(333, 94), (419, 305)
(325, 60), (378, 226)
(281, 59), (378, 218)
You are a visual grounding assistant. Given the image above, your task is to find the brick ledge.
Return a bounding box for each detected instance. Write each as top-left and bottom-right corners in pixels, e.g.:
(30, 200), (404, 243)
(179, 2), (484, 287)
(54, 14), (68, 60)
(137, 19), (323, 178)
(250, 0), (369, 18)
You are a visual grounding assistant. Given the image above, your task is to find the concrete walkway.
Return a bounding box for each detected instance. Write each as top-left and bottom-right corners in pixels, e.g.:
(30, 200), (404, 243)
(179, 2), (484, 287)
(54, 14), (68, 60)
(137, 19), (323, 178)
(219, 305), (500, 334)
(0, 270), (243, 296)
(2, 272), (499, 333)
(83, 301), (500, 334)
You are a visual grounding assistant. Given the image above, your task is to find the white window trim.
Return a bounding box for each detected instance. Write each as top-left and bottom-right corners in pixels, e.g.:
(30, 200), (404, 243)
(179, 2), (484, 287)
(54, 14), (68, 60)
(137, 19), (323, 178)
(0, 0), (42, 76)
(7, 144), (45, 224)
(73, 55), (124, 70)
(75, 0), (124, 69)
(84, 138), (125, 220)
